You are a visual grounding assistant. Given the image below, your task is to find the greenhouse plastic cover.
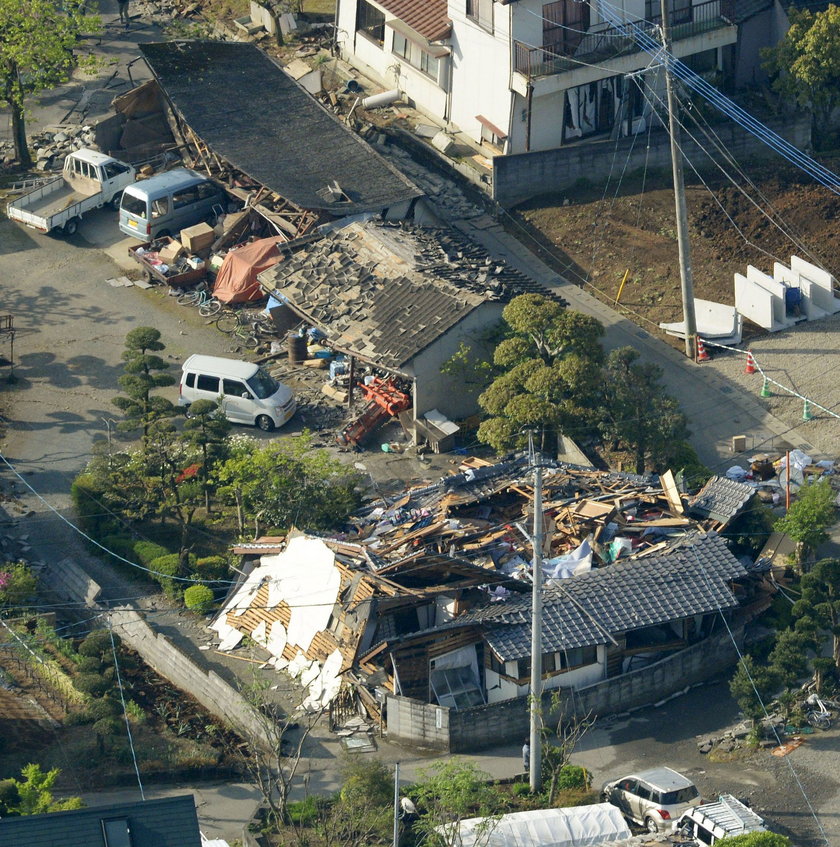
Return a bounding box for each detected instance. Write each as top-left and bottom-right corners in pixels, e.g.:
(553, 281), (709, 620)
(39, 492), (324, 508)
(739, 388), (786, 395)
(451, 803), (631, 847)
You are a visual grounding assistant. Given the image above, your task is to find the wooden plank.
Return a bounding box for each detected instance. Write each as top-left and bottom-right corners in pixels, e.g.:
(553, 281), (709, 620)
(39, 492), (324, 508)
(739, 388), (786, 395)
(660, 469), (685, 515)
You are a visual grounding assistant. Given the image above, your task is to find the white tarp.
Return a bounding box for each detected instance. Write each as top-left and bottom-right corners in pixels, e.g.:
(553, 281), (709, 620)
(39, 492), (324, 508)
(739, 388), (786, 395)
(451, 804), (631, 847)
(544, 538), (592, 581)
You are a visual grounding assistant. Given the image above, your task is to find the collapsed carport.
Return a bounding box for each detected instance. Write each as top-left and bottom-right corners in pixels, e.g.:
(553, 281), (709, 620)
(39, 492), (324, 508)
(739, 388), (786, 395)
(134, 40), (424, 239)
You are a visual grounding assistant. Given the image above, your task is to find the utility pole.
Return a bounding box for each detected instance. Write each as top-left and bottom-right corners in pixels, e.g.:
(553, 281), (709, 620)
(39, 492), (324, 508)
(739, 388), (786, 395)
(660, 0), (697, 360)
(529, 433), (544, 793)
(393, 761), (400, 847)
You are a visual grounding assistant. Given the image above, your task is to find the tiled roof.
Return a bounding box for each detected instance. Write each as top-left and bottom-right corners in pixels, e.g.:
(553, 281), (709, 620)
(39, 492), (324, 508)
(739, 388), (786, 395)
(472, 532), (746, 660)
(139, 41), (421, 214)
(378, 0), (451, 41)
(0, 796), (201, 847)
(688, 475), (753, 525)
(260, 221), (549, 369)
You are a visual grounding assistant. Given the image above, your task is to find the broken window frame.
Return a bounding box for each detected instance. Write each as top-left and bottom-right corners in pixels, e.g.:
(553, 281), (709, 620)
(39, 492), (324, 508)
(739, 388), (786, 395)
(356, 0), (386, 45)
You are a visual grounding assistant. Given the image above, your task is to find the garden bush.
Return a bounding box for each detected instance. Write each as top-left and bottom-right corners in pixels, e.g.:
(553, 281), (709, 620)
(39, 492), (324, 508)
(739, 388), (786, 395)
(101, 534), (139, 562)
(74, 673), (110, 698)
(133, 541), (171, 567)
(184, 584), (215, 614)
(150, 554), (184, 597)
(193, 556), (229, 581)
(78, 629), (112, 658)
(71, 473), (114, 535)
(557, 764), (590, 791)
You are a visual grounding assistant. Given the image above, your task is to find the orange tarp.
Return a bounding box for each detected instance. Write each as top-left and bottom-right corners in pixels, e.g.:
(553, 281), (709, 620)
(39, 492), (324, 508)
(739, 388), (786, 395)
(212, 236), (285, 304)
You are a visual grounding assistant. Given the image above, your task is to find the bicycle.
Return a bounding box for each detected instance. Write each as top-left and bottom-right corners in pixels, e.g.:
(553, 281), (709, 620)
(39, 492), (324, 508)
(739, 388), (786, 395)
(215, 308), (275, 339)
(176, 283), (222, 317)
(805, 694), (833, 729)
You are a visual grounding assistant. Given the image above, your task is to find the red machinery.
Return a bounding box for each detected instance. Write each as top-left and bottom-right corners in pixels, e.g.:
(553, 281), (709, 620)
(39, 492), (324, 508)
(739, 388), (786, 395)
(336, 378), (411, 447)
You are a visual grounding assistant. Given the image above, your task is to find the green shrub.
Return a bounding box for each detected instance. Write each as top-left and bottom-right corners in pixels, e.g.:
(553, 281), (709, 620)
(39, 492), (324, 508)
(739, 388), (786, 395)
(184, 584), (215, 614)
(125, 700), (146, 723)
(557, 764), (590, 791)
(74, 673), (111, 698)
(77, 656), (103, 674)
(88, 698), (120, 721)
(286, 796), (325, 826)
(101, 535), (139, 562)
(0, 561), (37, 608)
(71, 473), (113, 535)
(133, 541), (170, 567)
(193, 556), (229, 581)
(150, 554), (183, 597)
(78, 629), (113, 658)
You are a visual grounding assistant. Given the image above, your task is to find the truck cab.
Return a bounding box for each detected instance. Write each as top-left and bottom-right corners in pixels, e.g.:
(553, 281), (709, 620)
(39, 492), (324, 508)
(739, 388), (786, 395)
(672, 794), (766, 844)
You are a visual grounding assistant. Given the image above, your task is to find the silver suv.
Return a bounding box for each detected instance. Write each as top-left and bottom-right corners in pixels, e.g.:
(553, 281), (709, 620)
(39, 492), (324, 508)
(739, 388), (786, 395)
(601, 767), (701, 833)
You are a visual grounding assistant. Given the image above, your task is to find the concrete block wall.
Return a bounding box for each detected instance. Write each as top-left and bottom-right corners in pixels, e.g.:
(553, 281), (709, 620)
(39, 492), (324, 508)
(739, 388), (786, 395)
(109, 607), (269, 745)
(47, 557), (102, 607)
(392, 629), (743, 751)
(493, 114), (811, 207)
(385, 695), (451, 751)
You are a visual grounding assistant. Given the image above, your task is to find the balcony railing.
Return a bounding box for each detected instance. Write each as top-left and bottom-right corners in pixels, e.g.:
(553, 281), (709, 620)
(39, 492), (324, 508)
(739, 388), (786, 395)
(514, 0), (735, 78)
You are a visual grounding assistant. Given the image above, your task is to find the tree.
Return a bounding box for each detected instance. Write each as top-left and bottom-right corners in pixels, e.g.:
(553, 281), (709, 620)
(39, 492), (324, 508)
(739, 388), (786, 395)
(769, 629), (811, 691)
(793, 558), (840, 671)
(0, 0), (101, 168)
(600, 347), (689, 474)
(111, 327), (176, 446)
(762, 6), (840, 147)
(729, 655), (778, 725)
(314, 757), (393, 847)
(0, 560), (37, 614)
(182, 398), (230, 512)
(717, 834), (791, 847)
(1, 764), (83, 815)
(477, 294), (604, 454)
(226, 674), (325, 830)
(411, 759), (503, 847)
(216, 434), (362, 538)
(541, 699), (594, 806)
(774, 479), (836, 569)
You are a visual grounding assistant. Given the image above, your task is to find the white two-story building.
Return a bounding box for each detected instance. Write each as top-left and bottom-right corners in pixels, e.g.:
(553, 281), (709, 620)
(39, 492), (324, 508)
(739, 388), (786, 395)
(336, 0), (780, 155)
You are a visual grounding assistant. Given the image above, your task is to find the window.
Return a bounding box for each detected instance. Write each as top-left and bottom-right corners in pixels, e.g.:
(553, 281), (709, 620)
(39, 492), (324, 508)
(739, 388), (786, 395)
(645, 0), (691, 25)
(196, 374), (219, 392)
(103, 161), (130, 180)
(223, 379), (249, 397)
(151, 197), (169, 218)
(466, 0), (493, 32)
(635, 782), (652, 801)
(543, 0), (589, 56)
(420, 51), (439, 78)
(102, 818), (132, 847)
(197, 181), (220, 201)
(487, 651), (506, 675)
(185, 372), (196, 388)
(559, 645), (597, 669)
(356, 0), (385, 44)
(173, 186), (200, 209)
(392, 31), (410, 59)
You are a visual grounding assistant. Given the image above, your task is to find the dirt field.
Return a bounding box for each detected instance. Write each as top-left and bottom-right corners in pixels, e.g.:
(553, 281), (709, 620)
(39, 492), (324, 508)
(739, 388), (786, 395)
(514, 156), (840, 336)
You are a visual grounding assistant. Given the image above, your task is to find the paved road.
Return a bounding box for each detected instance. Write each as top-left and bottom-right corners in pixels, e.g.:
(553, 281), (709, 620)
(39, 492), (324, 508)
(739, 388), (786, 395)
(1, 9), (838, 846)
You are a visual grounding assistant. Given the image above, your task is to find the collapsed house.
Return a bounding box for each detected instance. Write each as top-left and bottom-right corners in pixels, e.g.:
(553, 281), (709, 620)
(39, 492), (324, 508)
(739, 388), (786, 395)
(105, 41), (426, 239)
(212, 458), (771, 750)
(258, 218), (558, 425)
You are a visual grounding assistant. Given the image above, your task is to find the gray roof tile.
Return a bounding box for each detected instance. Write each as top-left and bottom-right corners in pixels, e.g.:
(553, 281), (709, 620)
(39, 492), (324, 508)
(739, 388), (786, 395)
(473, 532), (746, 660)
(688, 475), (753, 524)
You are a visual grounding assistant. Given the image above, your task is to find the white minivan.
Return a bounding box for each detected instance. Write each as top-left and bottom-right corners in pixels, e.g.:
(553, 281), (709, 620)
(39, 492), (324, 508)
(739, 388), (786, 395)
(179, 355), (296, 431)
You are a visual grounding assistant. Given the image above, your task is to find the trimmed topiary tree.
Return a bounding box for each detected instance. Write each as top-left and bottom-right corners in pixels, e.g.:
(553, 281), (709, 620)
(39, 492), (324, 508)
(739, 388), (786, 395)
(184, 584), (215, 614)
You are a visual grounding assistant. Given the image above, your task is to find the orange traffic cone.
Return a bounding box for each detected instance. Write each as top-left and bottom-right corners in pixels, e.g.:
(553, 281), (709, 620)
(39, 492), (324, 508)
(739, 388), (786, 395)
(696, 337), (710, 363)
(745, 350), (756, 374)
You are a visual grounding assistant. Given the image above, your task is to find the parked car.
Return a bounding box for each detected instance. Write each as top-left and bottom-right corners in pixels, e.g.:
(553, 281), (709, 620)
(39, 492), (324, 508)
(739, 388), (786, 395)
(673, 794), (766, 843)
(119, 168), (226, 240)
(178, 354), (296, 431)
(7, 149), (136, 236)
(601, 767), (701, 833)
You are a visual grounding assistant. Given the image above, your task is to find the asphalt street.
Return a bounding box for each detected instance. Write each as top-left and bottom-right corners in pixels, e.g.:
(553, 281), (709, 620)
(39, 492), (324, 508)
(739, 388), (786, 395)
(1, 5), (839, 845)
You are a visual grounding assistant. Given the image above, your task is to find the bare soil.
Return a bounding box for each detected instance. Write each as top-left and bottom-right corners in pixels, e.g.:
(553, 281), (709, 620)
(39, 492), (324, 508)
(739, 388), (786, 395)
(512, 156), (840, 340)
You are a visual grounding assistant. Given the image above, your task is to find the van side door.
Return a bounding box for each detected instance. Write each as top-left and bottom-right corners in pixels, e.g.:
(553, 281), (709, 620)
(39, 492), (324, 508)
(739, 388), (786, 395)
(221, 378), (254, 424)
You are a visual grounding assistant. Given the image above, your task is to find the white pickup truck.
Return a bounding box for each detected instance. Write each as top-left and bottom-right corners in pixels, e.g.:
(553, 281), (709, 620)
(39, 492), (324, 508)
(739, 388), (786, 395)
(7, 149), (136, 236)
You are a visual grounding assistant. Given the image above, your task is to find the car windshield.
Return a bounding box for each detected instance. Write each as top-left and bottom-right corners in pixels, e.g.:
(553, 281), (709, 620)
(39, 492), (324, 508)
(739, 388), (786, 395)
(247, 368), (278, 399)
(661, 786), (699, 805)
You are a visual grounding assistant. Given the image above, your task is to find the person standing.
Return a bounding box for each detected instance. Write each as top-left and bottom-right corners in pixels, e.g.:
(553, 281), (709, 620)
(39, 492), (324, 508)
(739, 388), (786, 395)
(118, 0), (130, 28)
(522, 740), (530, 773)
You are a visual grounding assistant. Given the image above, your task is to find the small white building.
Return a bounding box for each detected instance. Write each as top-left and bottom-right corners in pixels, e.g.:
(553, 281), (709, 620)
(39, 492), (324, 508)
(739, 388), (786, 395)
(336, 0), (782, 155)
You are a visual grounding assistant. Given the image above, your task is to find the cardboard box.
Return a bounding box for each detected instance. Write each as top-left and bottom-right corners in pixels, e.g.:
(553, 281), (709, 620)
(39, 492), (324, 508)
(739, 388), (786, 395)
(159, 238), (185, 263)
(180, 222), (215, 253)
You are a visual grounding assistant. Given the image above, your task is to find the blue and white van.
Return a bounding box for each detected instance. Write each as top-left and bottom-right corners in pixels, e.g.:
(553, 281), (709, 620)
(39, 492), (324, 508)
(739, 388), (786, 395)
(119, 168), (226, 239)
